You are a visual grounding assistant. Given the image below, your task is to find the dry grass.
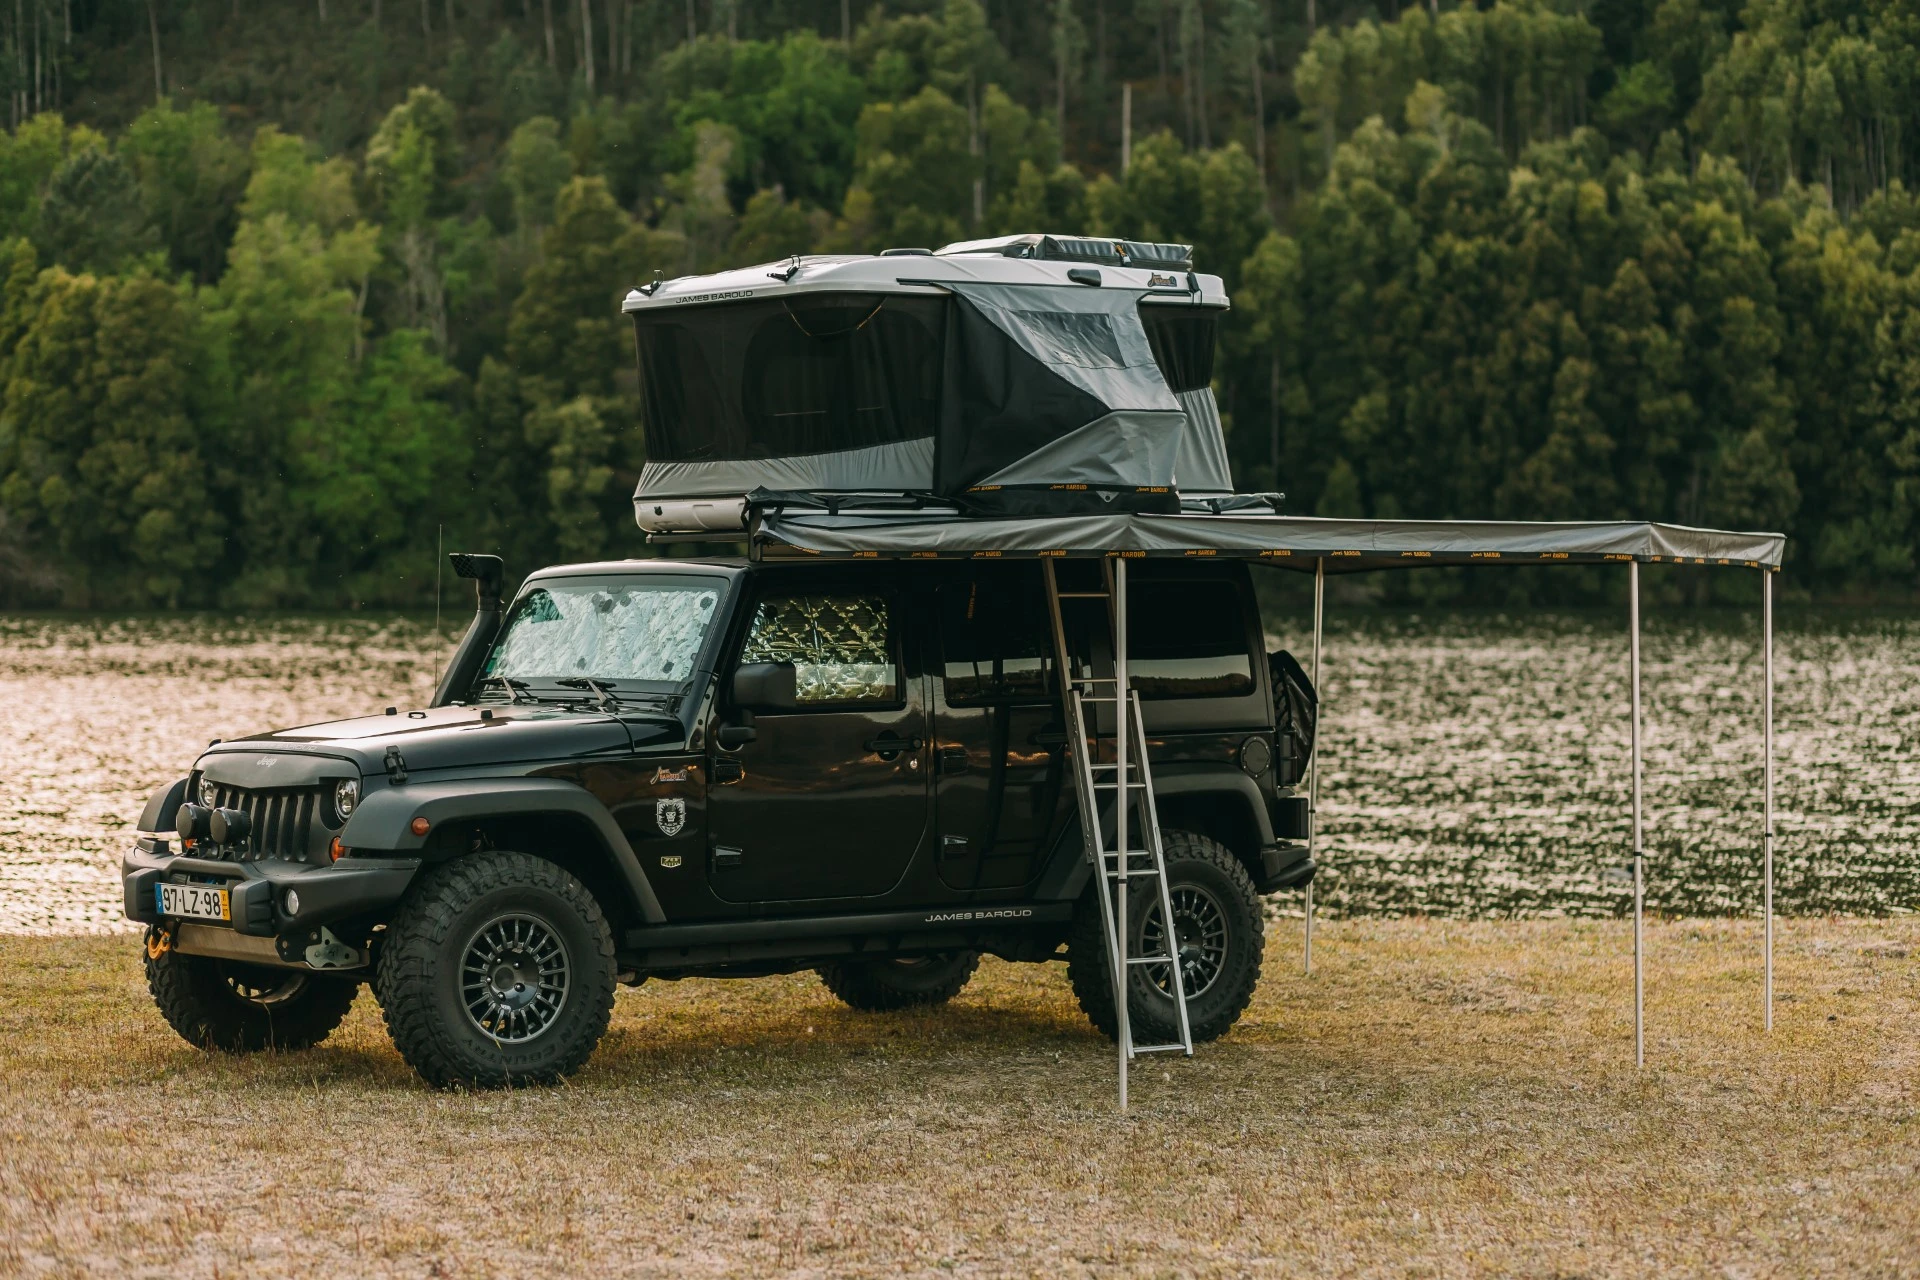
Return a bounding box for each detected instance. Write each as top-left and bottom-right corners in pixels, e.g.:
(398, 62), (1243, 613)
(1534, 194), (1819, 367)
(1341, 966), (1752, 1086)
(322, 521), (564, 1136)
(1, 917), (1916, 1279)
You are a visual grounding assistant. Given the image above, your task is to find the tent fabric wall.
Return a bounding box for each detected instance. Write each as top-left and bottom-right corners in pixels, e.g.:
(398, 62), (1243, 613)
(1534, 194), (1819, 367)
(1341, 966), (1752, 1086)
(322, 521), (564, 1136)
(754, 510), (1787, 569)
(935, 281), (1188, 509)
(1172, 388), (1234, 494)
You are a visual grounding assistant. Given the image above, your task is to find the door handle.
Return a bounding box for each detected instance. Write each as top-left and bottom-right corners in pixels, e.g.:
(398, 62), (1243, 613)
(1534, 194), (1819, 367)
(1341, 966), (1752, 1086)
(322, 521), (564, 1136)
(937, 745), (970, 775)
(864, 735), (924, 759)
(1029, 729), (1069, 747)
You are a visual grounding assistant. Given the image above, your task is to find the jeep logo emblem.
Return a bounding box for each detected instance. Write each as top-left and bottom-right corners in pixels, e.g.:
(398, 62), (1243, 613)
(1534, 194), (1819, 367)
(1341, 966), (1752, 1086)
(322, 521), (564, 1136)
(655, 797), (686, 837)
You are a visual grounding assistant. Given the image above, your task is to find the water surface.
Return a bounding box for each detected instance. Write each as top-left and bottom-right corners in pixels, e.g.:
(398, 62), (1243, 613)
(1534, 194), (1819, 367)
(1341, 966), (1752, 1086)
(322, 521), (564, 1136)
(2, 609), (1913, 933)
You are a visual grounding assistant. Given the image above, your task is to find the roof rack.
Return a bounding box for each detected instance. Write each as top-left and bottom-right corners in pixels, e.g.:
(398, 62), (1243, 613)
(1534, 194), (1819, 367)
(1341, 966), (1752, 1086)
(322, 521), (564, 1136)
(936, 233), (1194, 270)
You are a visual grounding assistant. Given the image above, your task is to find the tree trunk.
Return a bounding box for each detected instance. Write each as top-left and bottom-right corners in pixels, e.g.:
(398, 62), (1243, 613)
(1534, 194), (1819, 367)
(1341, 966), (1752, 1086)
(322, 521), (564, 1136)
(543, 0), (555, 64)
(968, 74), (983, 225)
(841, 0), (849, 43)
(1268, 350), (1279, 480)
(1307, 0), (1315, 35)
(1250, 41), (1265, 194)
(579, 0), (595, 91)
(1121, 80), (1131, 174)
(686, 0), (695, 44)
(319, 0), (327, 21)
(146, 0), (162, 103)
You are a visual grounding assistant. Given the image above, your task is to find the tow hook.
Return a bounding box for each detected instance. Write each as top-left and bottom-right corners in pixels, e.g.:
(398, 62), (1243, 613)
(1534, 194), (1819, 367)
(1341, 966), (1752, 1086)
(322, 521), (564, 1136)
(144, 921), (177, 960)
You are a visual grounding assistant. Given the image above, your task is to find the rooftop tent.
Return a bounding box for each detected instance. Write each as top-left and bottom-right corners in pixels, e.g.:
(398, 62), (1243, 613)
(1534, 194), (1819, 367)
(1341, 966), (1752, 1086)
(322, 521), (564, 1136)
(625, 239), (1236, 530)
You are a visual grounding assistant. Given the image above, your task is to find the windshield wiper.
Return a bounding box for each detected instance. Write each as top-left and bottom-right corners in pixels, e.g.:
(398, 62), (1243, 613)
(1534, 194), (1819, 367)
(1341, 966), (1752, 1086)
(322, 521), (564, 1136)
(556, 677), (622, 711)
(477, 675), (536, 705)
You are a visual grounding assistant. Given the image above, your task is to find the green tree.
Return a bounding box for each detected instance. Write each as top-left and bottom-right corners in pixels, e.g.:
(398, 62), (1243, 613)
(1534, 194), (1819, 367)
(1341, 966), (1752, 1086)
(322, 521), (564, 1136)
(0, 251), (217, 605)
(35, 149), (157, 275)
(120, 100), (250, 283)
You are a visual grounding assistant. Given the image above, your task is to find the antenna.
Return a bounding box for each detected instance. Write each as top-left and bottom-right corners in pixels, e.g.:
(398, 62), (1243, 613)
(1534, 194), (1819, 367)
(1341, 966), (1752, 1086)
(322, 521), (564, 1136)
(435, 524), (443, 647)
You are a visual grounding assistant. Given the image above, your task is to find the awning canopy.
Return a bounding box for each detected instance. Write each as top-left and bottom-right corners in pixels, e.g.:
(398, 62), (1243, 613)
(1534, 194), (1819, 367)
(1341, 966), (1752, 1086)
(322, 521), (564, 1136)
(754, 510), (1786, 570)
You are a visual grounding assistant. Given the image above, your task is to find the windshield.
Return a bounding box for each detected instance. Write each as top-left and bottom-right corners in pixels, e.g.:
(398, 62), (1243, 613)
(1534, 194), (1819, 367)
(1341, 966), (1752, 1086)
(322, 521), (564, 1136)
(480, 575), (727, 697)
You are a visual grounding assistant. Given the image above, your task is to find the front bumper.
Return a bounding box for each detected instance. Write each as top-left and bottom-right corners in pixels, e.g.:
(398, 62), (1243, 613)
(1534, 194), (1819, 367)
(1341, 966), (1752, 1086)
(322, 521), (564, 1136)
(122, 841), (421, 938)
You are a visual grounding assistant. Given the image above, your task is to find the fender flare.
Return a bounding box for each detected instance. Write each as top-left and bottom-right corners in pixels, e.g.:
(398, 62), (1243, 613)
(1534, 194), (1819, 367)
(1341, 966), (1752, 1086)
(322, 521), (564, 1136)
(1031, 765), (1277, 904)
(138, 777), (191, 833)
(340, 778), (665, 923)
(1150, 766), (1278, 848)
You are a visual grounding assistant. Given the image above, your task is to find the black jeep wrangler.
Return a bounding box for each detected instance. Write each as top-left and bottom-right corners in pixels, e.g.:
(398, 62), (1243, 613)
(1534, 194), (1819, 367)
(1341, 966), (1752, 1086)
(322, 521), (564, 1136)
(123, 554), (1315, 1087)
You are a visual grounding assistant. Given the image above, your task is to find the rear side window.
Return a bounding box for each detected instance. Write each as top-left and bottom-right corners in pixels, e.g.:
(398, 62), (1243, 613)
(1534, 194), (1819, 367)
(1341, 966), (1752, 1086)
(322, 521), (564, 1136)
(938, 571), (1056, 704)
(1124, 579), (1253, 699)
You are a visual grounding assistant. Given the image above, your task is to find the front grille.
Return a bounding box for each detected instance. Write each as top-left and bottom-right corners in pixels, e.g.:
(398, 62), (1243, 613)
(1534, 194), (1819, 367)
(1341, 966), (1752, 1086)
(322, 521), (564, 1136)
(208, 783), (326, 861)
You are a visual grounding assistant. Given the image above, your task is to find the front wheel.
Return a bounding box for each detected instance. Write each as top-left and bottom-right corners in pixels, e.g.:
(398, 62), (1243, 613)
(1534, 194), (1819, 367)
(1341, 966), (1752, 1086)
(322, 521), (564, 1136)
(1067, 830), (1264, 1044)
(374, 851), (617, 1089)
(817, 951), (980, 1011)
(145, 939), (360, 1053)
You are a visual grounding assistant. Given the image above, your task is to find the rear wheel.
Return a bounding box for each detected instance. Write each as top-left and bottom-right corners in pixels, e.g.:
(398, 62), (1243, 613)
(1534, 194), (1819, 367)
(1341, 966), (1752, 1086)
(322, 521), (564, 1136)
(375, 851), (617, 1089)
(145, 939), (359, 1053)
(817, 951), (980, 1011)
(1067, 830), (1264, 1044)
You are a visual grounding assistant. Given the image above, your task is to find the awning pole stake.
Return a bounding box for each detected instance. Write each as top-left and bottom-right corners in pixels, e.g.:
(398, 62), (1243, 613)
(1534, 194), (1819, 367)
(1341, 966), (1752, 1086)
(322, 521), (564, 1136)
(1763, 568), (1774, 1032)
(1630, 560), (1645, 1069)
(1306, 557), (1325, 976)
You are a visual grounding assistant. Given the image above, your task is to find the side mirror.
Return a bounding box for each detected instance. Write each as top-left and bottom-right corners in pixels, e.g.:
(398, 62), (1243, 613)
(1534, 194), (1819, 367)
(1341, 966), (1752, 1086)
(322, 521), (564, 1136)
(731, 661), (797, 711)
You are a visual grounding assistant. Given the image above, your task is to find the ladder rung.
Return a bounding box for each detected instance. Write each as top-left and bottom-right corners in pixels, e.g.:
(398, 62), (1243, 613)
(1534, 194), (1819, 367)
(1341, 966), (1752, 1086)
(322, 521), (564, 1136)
(1129, 1043), (1190, 1054)
(1055, 591), (1110, 599)
(1092, 781), (1148, 790)
(1125, 954), (1178, 966)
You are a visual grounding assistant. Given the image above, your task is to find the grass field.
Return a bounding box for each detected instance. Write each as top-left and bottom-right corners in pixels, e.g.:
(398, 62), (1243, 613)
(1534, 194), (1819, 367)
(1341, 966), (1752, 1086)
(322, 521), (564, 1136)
(1, 917), (1915, 1278)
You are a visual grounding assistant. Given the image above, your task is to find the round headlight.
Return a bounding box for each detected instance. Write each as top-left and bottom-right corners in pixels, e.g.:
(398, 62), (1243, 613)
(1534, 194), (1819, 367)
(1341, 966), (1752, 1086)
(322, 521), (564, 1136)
(334, 777), (360, 819)
(197, 776), (218, 808)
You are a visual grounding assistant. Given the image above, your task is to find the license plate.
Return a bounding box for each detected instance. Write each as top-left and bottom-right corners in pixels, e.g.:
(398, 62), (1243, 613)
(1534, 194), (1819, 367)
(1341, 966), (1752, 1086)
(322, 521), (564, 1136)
(156, 882), (230, 922)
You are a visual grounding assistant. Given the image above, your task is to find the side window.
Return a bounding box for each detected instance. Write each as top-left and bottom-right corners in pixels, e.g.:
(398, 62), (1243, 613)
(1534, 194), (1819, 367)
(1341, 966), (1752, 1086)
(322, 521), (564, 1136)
(1125, 579), (1255, 699)
(740, 593), (897, 704)
(939, 571), (1055, 704)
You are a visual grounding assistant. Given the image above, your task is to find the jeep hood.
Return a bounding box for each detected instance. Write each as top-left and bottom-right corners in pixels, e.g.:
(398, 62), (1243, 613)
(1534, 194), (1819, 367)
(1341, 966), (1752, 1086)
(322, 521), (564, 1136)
(198, 704), (685, 777)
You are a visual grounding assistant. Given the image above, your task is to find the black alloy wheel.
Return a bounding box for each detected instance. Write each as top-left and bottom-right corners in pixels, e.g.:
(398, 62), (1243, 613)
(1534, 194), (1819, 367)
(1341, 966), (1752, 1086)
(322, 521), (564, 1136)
(145, 942), (360, 1053)
(1067, 829), (1265, 1045)
(375, 851), (616, 1089)
(817, 950), (981, 1011)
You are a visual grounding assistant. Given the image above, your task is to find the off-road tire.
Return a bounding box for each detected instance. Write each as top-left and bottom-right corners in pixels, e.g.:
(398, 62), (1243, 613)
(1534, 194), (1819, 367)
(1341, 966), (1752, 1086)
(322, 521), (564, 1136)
(1067, 830), (1264, 1044)
(145, 943), (359, 1053)
(374, 851), (616, 1089)
(816, 951), (981, 1011)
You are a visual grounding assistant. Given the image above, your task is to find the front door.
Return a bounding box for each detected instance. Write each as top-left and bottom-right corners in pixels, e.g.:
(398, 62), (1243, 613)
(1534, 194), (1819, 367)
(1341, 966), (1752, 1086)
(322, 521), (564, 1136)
(929, 564), (1075, 892)
(706, 578), (930, 903)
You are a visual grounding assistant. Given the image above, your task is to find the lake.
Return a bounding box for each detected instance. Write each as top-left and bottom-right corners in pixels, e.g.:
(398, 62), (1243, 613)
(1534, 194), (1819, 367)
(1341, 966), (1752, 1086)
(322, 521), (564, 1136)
(3, 607), (1914, 933)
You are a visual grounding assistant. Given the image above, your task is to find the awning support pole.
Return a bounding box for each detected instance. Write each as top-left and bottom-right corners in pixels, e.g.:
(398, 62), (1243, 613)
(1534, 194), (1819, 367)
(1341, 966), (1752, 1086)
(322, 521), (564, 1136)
(1763, 567), (1774, 1032)
(1113, 554), (1131, 1108)
(1306, 557), (1325, 976)
(1630, 560), (1644, 1069)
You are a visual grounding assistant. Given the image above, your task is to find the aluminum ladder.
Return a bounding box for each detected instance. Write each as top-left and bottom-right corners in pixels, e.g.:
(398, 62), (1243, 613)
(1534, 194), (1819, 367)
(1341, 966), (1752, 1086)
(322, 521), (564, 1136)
(1041, 556), (1194, 1109)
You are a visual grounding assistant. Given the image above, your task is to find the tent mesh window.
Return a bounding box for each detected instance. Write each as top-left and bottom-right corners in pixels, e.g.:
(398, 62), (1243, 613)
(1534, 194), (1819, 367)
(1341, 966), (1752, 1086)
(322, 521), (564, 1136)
(634, 294), (947, 462)
(740, 594), (896, 703)
(1140, 307), (1217, 393)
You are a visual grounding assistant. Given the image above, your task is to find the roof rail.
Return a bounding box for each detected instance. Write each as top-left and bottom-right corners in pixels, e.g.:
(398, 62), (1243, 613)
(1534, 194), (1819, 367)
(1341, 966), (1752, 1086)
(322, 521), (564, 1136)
(936, 233), (1194, 270)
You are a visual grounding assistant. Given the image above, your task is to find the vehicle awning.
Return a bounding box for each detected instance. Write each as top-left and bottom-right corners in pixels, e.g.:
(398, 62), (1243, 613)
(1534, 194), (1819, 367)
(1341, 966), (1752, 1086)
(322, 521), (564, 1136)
(754, 510), (1786, 570)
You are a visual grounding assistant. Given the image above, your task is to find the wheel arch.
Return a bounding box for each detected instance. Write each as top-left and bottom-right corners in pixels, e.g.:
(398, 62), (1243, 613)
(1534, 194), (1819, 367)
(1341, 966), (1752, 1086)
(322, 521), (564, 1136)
(1150, 768), (1274, 888)
(341, 779), (665, 930)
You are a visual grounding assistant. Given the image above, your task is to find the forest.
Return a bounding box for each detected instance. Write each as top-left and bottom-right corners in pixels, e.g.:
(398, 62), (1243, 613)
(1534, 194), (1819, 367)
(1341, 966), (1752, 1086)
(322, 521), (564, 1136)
(0, 0), (1916, 606)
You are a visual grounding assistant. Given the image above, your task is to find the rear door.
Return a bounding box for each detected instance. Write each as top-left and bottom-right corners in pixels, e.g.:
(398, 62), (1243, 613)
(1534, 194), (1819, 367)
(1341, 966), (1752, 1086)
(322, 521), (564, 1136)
(928, 563), (1076, 891)
(705, 573), (931, 903)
